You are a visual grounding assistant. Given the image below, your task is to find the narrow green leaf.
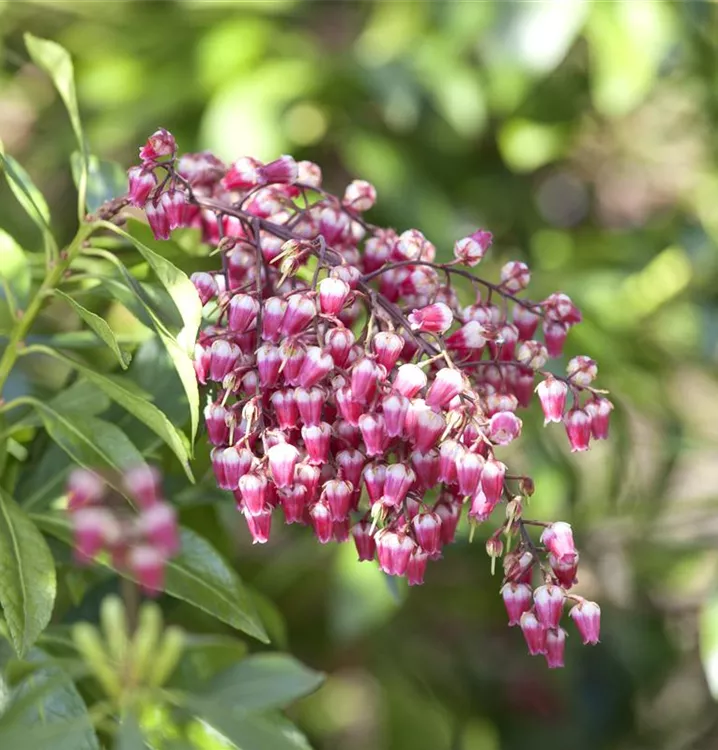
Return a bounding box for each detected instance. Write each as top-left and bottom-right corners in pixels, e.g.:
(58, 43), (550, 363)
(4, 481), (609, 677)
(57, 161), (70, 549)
(26, 398), (145, 486)
(34, 515), (268, 643)
(84, 248), (199, 443)
(0, 490), (56, 657)
(70, 152), (127, 215)
(204, 654), (324, 713)
(101, 220), (203, 357)
(0, 229), (31, 315)
(53, 290), (130, 369)
(23, 345), (192, 480)
(25, 34), (88, 218)
(186, 702), (311, 750)
(0, 139), (57, 261)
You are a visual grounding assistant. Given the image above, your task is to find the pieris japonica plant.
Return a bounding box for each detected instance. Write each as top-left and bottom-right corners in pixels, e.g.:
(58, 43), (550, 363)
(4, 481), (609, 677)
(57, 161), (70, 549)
(0, 29), (611, 750)
(127, 124), (609, 669)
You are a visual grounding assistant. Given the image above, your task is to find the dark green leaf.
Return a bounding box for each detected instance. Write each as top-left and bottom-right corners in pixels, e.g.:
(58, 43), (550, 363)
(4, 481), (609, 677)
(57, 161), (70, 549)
(71, 152), (127, 214)
(24, 346), (192, 479)
(204, 654), (324, 713)
(54, 290), (130, 369)
(27, 399), (145, 485)
(34, 515), (268, 643)
(0, 490), (56, 656)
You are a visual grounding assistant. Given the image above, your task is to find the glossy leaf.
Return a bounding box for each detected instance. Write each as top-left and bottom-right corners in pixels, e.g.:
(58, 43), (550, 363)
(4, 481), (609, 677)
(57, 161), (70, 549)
(25, 33), (88, 217)
(204, 654), (324, 713)
(34, 515), (268, 643)
(0, 490), (56, 656)
(185, 702), (312, 750)
(24, 345), (192, 479)
(53, 290), (130, 368)
(171, 635), (248, 689)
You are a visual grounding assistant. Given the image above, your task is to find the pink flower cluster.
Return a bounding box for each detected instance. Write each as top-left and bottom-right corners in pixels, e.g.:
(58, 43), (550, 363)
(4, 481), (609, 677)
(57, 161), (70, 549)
(501, 523), (600, 668)
(126, 129), (613, 665)
(66, 465), (179, 594)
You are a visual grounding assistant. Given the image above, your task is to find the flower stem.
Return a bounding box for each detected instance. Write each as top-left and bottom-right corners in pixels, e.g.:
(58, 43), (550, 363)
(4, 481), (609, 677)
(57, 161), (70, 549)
(0, 222), (95, 397)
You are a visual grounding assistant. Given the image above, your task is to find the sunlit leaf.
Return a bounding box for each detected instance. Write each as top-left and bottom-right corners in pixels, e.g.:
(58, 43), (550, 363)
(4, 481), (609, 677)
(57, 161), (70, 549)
(0, 230), (30, 317)
(25, 34), (88, 217)
(0, 490), (56, 657)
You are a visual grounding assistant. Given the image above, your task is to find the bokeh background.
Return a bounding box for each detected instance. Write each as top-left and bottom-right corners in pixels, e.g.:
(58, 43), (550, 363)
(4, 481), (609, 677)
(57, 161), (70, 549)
(3, 1), (718, 748)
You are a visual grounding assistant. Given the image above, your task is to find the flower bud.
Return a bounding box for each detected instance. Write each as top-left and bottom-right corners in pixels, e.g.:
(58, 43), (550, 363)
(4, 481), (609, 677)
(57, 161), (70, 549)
(279, 485), (307, 524)
(128, 166), (157, 207)
(298, 347), (334, 388)
(191, 272), (218, 306)
(270, 389), (299, 430)
(343, 179), (377, 212)
(567, 355), (597, 386)
(204, 403), (231, 446)
(267, 443), (300, 489)
(309, 500), (333, 544)
(146, 200), (170, 240)
(392, 363), (427, 398)
(412, 511), (442, 557)
(323, 479), (354, 521)
(209, 339), (241, 382)
(352, 520), (376, 561)
(160, 189), (187, 230)
(302, 422), (332, 465)
(564, 407), (591, 452)
(325, 327), (355, 368)
(533, 584), (564, 629)
(408, 303), (453, 334)
(513, 305), (540, 341)
(453, 230), (492, 266)
(410, 449), (440, 491)
(139, 128), (176, 163)
(243, 505), (272, 544)
(138, 502), (179, 557)
(351, 357), (381, 404)
(382, 393), (409, 438)
(262, 297), (287, 342)
(435, 496), (461, 544)
(124, 465), (163, 509)
(426, 368), (464, 410)
(519, 611), (546, 656)
(585, 397), (613, 440)
(67, 468), (105, 511)
(238, 472), (268, 516)
(407, 549), (429, 586)
(500, 583), (533, 626)
(318, 277), (350, 316)
(500, 261), (530, 292)
(544, 627), (567, 669)
(570, 600), (600, 645)
(363, 463), (386, 504)
(456, 451), (483, 497)
(358, 413), (388, 457)
(222, 156), (263, 191)
(535, 376), (568, 424)
(382, 464), (415, 508)
(376, 529), (416, 576)
(488, 411), (522, 446)
(128, 545), (166, 595)
(543, 320), (569, 358)
(261, 154), (298, 184)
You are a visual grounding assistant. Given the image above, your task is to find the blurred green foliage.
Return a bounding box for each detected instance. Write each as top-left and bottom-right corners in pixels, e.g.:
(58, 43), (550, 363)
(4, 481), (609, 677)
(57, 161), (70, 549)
(2, 1), (718, 748)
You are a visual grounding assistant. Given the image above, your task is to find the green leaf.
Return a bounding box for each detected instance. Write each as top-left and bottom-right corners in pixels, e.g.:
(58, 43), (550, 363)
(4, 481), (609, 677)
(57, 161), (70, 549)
(25, 34), (88, 218)
(0, 229), (31, 316)
(204, 654), (324, 713)
(104, 220), (202, 357)
(34, 516), (268, 643)
(115, 713), (149, 750)
(24, 345), (192, 479)
(26, 399), (145, 487)
(0, 490), (56, 657)
(71, 152), (127, 215)
(172, 635), (248, 689)
(0, 643), (99, 750)
(0, 139), (57, 261)
(53, 290), (130, 369)
(85, 248), (200, 444)
(186, 703), (312, 750)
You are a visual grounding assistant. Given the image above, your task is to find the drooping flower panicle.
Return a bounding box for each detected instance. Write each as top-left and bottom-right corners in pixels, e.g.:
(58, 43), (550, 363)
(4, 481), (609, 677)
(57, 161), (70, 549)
(123, 129), (613, 667)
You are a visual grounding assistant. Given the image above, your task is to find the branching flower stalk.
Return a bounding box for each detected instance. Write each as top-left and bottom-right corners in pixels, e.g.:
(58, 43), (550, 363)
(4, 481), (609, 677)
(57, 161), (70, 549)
(125, 129), (609, 668)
